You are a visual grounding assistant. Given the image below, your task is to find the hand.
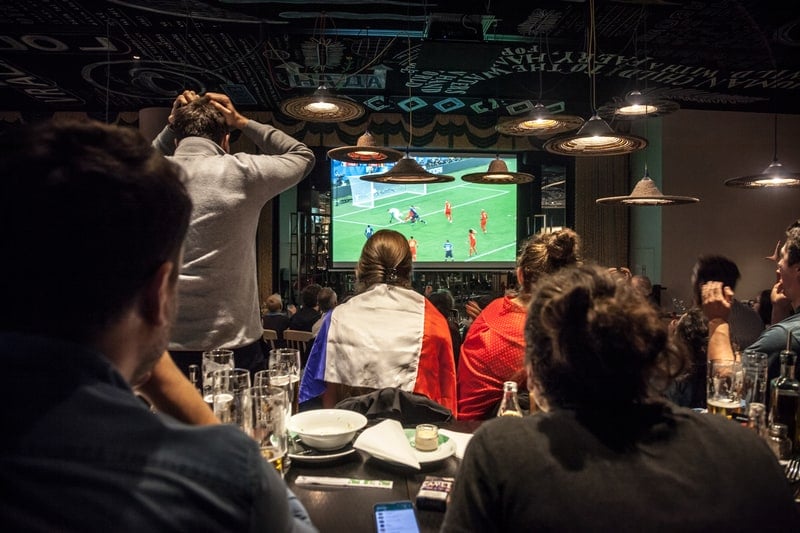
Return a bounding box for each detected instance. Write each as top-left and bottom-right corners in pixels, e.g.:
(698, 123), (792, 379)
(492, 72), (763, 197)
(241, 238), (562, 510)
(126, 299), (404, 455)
(287, 304), (297, 316)
(204, 92), (249, 130)
(700, 281), (733, 321)
(168, 90), (199, 124)
(771, 280), (793, 323)
(465, 300), (482, 320)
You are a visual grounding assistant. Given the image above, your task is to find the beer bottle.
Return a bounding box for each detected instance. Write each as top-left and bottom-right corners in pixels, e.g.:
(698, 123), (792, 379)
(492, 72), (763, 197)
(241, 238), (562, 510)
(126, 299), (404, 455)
(767, 331), (800, 450)
(497, 381), (524, 418)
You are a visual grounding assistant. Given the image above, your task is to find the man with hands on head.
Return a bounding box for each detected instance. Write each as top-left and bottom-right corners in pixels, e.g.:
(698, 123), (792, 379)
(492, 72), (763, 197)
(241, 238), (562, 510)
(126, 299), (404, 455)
(703, 220), (800, 383)
(153, 90), (315, 377)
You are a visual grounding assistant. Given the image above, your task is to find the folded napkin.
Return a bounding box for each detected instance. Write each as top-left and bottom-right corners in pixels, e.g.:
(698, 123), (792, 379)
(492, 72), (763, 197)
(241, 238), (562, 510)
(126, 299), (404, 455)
(438, 429), (473, 460)
(353, 419), (420, 469)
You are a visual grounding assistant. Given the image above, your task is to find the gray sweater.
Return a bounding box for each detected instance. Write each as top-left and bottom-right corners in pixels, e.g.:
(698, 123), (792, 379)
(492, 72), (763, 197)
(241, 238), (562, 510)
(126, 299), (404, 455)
(153, 121), (314, 351)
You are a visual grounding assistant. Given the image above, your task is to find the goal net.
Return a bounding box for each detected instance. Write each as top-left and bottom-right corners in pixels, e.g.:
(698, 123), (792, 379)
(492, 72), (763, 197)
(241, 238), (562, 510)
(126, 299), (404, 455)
(350, 180), (427, 209)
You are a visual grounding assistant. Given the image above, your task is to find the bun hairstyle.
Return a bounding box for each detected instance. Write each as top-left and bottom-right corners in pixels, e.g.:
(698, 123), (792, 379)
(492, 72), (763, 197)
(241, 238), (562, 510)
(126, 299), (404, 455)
(525, 264), (685, 410)
(355, 229), (413, 292)
(517, 228), (582, 301)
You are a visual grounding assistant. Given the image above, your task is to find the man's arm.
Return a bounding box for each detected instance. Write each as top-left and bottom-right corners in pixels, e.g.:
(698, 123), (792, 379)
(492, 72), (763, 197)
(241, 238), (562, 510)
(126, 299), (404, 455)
(152, 90), (200, 155)
(701, 281), (737, 362)
(136, 351), (219, 425)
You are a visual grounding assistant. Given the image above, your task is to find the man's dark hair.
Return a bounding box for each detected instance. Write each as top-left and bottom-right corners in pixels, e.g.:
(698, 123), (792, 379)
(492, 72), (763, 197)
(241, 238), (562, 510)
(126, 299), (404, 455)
(0, 119), (192, 343)
(301, 284), (322, 308)
(170, 96), (229, 144)
(786, 223), (800, 267)
(691, 255), (741, 306)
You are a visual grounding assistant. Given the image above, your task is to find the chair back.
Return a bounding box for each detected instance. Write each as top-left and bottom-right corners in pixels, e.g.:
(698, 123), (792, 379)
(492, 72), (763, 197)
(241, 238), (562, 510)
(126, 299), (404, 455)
(262, 329), (278, 351)
(283, 329), (314, 352)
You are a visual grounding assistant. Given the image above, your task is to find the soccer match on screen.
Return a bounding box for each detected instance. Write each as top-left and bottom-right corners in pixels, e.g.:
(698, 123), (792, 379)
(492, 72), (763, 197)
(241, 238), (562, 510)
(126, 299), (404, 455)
(330, 156), (519, 267)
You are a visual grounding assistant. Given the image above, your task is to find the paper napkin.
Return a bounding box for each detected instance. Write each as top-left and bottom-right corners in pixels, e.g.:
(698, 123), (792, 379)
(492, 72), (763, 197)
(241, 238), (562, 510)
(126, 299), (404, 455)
(438, 429), (473, 460)
(353, 419), (421, 469)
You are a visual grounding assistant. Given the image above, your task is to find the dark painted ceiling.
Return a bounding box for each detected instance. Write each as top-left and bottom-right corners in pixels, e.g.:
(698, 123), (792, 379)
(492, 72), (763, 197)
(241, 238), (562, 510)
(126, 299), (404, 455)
(1, 0), (799, 121)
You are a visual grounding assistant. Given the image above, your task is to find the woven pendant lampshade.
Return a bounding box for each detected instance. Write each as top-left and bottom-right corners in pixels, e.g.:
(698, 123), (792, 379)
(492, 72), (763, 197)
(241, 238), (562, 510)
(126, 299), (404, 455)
(361, 155), (455, 184)
(496, 103), (584, 138)
(725, 115), (800, 188)
(462, 157), (535, 184)
(598, 90), (680, 120)
(544, 113), (648, 157)
(596, 168), (699, 206)
(327, 131), (403, 164)
(280, 84), (365, 123)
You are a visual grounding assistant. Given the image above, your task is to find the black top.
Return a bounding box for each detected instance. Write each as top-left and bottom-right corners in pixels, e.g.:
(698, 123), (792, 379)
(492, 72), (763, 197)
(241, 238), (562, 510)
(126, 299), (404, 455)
(443, 402), (799, 532)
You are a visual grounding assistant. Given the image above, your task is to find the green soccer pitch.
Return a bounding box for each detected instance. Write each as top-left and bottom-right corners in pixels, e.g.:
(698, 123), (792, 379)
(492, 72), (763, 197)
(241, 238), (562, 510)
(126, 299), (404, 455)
(332, 171), (519, 265)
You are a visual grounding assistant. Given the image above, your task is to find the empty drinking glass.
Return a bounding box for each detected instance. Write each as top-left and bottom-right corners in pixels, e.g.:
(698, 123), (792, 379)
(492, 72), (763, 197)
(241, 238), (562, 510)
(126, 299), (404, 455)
(201, 349), (234, 403)
(244, 385), (288, 477)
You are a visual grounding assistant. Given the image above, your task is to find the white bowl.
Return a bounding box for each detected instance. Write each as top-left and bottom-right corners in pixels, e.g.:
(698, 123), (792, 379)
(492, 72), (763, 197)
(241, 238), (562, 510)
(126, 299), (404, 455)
(288, 409), (368, 451)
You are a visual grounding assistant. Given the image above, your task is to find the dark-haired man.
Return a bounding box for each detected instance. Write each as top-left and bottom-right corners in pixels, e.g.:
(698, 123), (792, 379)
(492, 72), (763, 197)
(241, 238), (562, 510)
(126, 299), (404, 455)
(704, 223), (800, 383)
(153, 90), (314, 375)
(0, 119), (316, 531)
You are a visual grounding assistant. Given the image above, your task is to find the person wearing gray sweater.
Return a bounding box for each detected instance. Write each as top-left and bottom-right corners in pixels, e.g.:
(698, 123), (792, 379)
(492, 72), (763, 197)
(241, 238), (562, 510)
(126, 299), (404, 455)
(153, 90), (315, 375)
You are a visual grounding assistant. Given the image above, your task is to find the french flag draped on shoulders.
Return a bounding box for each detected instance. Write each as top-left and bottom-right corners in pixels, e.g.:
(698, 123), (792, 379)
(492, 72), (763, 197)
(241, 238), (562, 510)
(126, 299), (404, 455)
(299, 284), (457, 416)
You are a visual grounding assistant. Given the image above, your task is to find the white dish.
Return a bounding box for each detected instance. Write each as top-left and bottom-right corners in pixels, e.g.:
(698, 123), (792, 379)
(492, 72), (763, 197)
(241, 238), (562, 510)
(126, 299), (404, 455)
(403, 429), (456, 464)
(287, 409), (368, 451)
(288, 437), (357, 463)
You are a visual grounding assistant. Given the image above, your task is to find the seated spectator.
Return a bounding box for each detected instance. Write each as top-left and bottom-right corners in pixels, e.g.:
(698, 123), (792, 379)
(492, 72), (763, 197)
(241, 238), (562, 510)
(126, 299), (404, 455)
(427, 289), (462, 368)
(457, 228), (582, 420)
(288, 283), (322, 332)
(311, 287), (338, 337)
(442, 265), (798, 531)
(665, 307), (708, 408)
(0, 119), (316, 532)
(299, 229), (456, 414)
(262, 292), (290, 347)
(692, 254), (764, 350)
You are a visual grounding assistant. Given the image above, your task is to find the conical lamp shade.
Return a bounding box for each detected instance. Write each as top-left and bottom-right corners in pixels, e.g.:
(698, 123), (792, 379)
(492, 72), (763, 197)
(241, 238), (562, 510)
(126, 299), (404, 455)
(280, 85), (365, 123)
(462, 157), (535, 184)
(598, 90), (680, 120)
(597, 170), (699, 206)
(496, 103), (584, 138)
(327, 131), (403, 163)
(724, 159), (800, 188)
(361, 155), (455, 184)
(544, 114), (648, 156)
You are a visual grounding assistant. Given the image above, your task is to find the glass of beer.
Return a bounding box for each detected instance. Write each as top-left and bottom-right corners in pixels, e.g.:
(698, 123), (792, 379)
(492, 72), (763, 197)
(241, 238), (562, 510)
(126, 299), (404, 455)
(244, 385), (288, 477)
(210, 368), (251, 429)
(706, 360), (744, 417)
(268, 348), (301, 414)
(201, 349), (235, 403)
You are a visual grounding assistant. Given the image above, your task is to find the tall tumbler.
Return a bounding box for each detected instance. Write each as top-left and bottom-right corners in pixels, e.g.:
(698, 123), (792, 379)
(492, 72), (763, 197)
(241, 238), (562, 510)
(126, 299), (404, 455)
(742, 350), (768, 408)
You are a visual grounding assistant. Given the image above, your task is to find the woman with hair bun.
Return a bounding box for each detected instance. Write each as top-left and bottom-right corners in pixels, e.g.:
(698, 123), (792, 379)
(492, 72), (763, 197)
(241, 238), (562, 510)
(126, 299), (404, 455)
(457, 228), (582, 420)
(299, 229), (457, 413)
(443, 265), (798, 531)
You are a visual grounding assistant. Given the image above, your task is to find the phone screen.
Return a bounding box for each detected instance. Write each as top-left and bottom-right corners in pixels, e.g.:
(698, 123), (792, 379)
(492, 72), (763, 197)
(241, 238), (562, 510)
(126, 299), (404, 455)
(374, 501), (420, 533)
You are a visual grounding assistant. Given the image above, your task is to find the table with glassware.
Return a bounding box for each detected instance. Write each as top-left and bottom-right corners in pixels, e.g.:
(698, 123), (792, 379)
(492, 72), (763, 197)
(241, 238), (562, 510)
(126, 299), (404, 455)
(285, 419), (482, 533)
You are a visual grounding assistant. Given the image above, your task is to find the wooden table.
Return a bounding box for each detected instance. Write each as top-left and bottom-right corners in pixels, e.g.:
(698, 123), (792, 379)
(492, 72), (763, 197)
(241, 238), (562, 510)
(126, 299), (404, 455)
(286, 420), (481, 532)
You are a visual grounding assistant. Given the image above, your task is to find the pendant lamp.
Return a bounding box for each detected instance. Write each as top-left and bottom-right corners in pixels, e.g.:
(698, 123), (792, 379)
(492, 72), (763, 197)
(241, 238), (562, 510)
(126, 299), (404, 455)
(462, 156), (535, 184)
(544, 0), (647, 157)
(598, 90), (680, 120)
(280, 84), (365, 123)
(496, 103), (585, 138)
(361, 37), (454, 184)
(725, 114), (800, 188)
(361, 155), (455, 184)
(596, 165), (699, 206)
(544, 113), (648, 157)
(327, 131), (403, 164)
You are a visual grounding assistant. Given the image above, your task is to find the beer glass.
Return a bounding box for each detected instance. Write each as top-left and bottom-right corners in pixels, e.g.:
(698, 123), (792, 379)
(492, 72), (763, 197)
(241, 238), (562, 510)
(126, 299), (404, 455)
(244, 385), (288, 477)
(706, 360), (744, 417)
(210, 368), (251, 429)
(201, 349), (234, 403)
(268, 348), (301, 414)
(742, 350), (768, 408)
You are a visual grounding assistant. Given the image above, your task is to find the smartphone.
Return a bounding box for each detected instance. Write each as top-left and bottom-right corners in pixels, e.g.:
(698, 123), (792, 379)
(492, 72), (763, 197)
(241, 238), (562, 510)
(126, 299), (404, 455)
(374, 501), (420, 533)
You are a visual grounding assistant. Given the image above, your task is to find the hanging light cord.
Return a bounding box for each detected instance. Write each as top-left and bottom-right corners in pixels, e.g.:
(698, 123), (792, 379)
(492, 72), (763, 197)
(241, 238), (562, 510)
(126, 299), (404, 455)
(406, 34), (413, 151)
(588, 0), (597, 113)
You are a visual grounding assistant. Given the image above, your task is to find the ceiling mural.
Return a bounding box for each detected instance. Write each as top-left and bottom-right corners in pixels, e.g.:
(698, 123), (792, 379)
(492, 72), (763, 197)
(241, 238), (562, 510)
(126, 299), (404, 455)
(1, 0), (799, 120)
